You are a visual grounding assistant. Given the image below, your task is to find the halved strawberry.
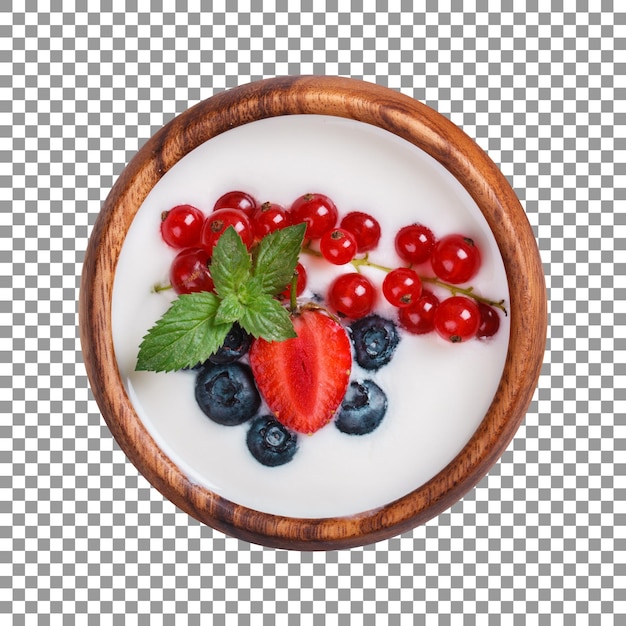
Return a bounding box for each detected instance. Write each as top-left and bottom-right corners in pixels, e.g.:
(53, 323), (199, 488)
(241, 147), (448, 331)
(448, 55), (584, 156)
(248, 307), (352, 434)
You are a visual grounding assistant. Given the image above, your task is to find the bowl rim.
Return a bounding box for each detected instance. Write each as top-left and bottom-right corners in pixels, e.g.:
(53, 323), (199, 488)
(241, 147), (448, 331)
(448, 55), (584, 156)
(79, 75), (547, 550)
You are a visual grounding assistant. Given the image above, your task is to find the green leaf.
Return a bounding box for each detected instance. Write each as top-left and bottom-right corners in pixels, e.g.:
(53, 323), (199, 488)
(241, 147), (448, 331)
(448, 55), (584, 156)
(214, 293), (244, 325)
(136, 222), (305, 373)
(239, 294), (297, 342)
(237, 275), (264, 306)
(252, 223), (306, 295)
(210, 226), (252, 298)
(136, 292), (232, 372)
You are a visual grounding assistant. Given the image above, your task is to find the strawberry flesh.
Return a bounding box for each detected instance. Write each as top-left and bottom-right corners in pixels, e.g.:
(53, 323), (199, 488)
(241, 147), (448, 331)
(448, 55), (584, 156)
(249, 308), (352, 434)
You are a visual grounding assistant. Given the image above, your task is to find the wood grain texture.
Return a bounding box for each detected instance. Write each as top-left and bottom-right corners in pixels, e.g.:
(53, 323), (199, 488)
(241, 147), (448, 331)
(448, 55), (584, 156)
(79, 76), (547, 550)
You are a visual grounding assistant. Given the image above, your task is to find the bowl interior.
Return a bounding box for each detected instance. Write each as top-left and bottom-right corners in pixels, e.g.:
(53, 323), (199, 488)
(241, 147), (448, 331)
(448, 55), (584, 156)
(80, 76), (547, 550)
(112, 114), (511, 519)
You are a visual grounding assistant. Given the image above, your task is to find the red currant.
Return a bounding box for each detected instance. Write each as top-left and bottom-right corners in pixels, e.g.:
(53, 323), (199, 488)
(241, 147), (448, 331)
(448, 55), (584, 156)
(279, 262), (307, 299)
(476, 302), (500, 339)
(169, 248), (214, 295)
(201, 208), (254, 255)
(398, 290), (440, 335)
(319, 228), (358, 265)
(290, 193), (338, 239)
(160, 204), (205, 249)
(382, 267), (422, 308)
(433, 296), (480, 343)
(213, 190), (258, 217)
(395, 224), (436, 264)
(340, 211), (381, 252)
(327, 273), (376, 319)
(430, 234), (481, 284)
(252, 201), (290, 240)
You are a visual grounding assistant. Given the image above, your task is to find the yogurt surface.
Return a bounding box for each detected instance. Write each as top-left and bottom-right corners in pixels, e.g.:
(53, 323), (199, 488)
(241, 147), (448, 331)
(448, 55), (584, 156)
(111, 114), (510, 518)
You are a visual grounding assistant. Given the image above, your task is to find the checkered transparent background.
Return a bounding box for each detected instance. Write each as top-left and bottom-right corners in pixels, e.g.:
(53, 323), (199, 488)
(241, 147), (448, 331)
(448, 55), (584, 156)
(2, 2), (624, 623)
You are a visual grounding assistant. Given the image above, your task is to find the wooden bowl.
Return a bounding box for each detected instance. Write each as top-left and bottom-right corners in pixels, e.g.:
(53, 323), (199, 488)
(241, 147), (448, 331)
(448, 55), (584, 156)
(80, 76), (546, 550)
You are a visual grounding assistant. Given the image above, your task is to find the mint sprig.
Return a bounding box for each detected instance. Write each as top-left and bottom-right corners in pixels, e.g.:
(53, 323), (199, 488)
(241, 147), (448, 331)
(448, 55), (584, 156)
(136, 223), (306, 373)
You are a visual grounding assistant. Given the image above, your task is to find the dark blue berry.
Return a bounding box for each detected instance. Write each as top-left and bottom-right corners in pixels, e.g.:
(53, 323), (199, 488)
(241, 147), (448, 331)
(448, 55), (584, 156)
(246, 415), (298, 467)
(184, 324), (252, 370)
(195, 362), (260, 426)
(335, 379), (387, 435)
(208, 323), (252, 364)
(349, 314), (399, 370)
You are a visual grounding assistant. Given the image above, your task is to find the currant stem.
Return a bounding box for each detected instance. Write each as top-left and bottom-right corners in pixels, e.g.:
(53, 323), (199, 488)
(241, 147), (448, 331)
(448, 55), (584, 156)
(152, 282), (173, 293)
(289, 272), (299, 315)
(420, 276), (508, 315)
(351, 254), (391, 274)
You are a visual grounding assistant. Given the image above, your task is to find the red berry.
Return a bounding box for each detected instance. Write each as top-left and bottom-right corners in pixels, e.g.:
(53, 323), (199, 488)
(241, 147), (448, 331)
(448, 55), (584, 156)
(476, 302), (500, 338)
(169, 248), (214, 295)
(201, 208), (254, 255)
(433, 296), (480, 343)
(252, 201), (290, 240)
(213, 190), (258, 217)
(290, 193), (338, 239)
(160, 204), (205, 249)
(249, 308), (352, 434)
(398, 290), (440, 335)
(382, 267), (422, 308)
(319, 228), (358, 265)
(279, 262), (308, 299)
(340, 211), (381, 252)
(395, 224), (436, 264)
(327, 273), (376, 319)
(430, 234), (481, 284)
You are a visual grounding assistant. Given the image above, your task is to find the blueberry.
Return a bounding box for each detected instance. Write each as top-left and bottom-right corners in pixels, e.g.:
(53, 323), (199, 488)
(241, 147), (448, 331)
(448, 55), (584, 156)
(195, 362), (261, 426)
(349, 315), (399, 370)
(246, 415), (298, 467)
(335, 379), (388, 435)
(183, 324), (252, 370)
(208, 323), (252, 364)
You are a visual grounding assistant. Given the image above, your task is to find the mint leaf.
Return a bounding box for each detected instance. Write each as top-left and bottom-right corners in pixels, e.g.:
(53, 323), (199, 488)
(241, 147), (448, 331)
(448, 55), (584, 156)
(137, 222), (305, 373)
(237, 275), (268, 306)
(252, 223), (306, 295)
(136, 292), (232, 372)
(210, 226), (252, 298)
(214, 293), (244, 325)
(239, 294), (297, 341)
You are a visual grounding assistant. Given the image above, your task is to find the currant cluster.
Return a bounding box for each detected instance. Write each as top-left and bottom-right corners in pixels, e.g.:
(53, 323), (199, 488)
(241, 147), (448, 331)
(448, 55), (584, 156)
(388, 227), (501, 343)
(159, 190), (335, 298)
(160, 191), (281, 295)
(274, 192), (503, 344)
(159, 190), (503, 344)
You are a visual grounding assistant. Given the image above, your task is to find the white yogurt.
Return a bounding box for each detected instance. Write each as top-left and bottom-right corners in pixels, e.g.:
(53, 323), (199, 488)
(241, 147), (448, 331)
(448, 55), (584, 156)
(111, 115), (510, 519)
